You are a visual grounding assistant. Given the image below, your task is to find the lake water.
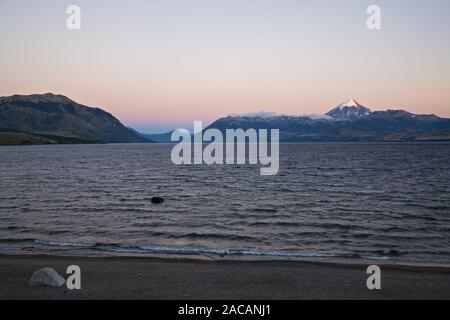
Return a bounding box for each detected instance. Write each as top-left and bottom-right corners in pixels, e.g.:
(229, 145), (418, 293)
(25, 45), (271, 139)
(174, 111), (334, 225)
(0, 143), (449, 264)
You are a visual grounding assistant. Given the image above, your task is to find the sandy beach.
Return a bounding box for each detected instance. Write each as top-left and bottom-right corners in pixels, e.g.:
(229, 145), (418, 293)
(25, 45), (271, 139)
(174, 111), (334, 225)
(0, 254), (449, 300)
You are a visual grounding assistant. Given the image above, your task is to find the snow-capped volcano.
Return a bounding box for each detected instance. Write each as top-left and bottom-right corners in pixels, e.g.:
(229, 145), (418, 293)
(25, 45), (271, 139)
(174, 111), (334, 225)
(335, 99), (363, 108)
(326, 99), (371, 120)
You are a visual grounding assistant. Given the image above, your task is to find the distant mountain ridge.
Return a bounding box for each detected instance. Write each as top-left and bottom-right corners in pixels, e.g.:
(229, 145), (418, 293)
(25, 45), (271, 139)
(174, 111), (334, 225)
(139, 130), (175, 143)
(137, 99), (450, 143)
(204, 99), (450, 142)
(0, 93), (150, 143)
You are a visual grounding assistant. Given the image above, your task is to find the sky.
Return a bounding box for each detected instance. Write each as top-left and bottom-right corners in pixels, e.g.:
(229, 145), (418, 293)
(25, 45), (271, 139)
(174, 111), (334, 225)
(0, 0), (449, 133)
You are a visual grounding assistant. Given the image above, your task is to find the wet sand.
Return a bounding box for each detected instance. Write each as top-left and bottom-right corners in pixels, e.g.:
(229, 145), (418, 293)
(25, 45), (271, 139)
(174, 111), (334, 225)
(0, 254), (449, 300)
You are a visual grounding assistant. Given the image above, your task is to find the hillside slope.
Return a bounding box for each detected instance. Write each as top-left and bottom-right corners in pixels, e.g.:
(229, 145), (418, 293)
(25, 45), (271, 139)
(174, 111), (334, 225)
(0, 93), (150, 143)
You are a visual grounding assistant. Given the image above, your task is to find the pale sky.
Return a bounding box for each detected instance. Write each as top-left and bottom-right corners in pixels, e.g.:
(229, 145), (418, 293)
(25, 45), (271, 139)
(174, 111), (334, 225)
(0, 0), (449, 133)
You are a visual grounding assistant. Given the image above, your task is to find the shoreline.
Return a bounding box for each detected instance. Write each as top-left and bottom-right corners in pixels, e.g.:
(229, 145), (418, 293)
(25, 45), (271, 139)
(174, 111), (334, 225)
(1, 253), (449, 300)
(2, 141), (450, 147)
(1, 250), (450, 271)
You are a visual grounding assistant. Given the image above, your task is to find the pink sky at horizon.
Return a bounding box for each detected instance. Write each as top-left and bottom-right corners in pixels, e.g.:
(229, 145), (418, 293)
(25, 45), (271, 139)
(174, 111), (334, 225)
(1, 88), (447, 133)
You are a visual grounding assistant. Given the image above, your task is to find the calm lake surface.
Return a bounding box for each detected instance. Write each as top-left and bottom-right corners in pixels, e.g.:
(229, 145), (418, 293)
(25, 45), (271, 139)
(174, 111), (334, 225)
(0, 143), (449, 264)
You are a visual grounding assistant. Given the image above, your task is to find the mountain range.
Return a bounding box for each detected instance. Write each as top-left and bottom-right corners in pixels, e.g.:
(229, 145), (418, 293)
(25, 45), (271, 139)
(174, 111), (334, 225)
(1, 94), (449, 145)
(0, 93), (150, 144)
(202, 99), (450, 142)
(142, 99), (450, 142)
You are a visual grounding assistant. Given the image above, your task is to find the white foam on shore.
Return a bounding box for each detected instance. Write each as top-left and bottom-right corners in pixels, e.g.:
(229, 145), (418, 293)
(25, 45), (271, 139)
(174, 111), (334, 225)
(0, 239), (449, 265)
(1, 239), (341, 259)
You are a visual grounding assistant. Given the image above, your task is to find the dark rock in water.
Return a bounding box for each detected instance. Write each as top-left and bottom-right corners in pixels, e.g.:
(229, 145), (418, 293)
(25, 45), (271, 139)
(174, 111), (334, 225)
(151, 197), (164, 204)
